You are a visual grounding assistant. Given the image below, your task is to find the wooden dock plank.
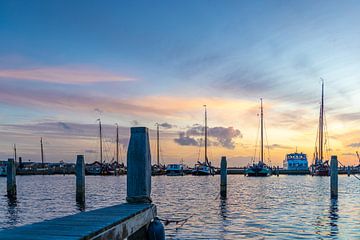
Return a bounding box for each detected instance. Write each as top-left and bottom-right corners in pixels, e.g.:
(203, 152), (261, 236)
(0, 203), (156, 239)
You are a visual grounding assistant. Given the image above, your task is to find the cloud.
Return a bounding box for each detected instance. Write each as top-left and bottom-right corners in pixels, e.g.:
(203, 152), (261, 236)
(174, 132), (199, 146)
(131, 120), (140, 126)
(208, 127), (243, 149)
(174, 125), (242, 149)
(0, 121), (130, 139)
(335, 112), (360, 122)
(0, 66), (134, 84)
(268, 144), (293, 150)
(0, 84), (172, 117)
(347, 142), (360, 148)
(85, 149), (97, 154)
(94, 108), (103, 115)
(159, 122), (173, 129)
(58, 122), (71, 130)
(341, 152), (356, 156)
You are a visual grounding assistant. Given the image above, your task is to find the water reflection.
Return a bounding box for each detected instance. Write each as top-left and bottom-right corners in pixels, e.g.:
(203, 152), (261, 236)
(328, 198), (339, 237)
(0, 175), (359, 239)
(220, 198), (227, 220)
(76, 200), (86, 212)
(6, 195), (19, 226)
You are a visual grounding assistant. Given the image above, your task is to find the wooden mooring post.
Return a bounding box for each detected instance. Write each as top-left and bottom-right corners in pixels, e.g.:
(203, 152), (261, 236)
(330, 155), (338, 198)
(7, 158), (16, 197)
(127, 127), (152, 203)
(220, 156), (227, 198)
(0, 127), (160, 240)
(76, 155), (85, 204)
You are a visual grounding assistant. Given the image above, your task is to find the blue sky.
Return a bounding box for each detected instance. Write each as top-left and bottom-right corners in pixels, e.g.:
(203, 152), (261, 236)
(0, 1), (359, 165)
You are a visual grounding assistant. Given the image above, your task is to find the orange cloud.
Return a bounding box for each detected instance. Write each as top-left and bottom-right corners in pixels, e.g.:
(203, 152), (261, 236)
(0, 66), (134, 84)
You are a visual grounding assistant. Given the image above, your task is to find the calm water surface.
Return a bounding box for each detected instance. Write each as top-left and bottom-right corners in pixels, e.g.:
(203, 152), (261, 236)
(0, 175), (359, 239)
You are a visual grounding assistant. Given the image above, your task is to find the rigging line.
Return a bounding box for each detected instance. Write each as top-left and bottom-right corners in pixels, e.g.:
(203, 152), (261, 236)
(263, 118), (271, 164)
(338, 160), (360, 181)
(197, 138), (203, 162)
(313, 120), (320, 164)
(253, 111), (261, 163)
(119, 144), (123, 164)
(324, 113), (331, 160)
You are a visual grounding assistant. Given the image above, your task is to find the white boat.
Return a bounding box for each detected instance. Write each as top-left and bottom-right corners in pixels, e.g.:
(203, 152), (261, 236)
(283, 152), (308, 170)
(166, 164), (188, 176)
(192, 162), (215, 175)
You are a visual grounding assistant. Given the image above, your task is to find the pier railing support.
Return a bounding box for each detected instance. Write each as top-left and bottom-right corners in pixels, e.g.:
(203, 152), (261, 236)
(330, 155), (338, 198)
(127, 127), (152, 203)
(7, 158), (16, 197)
(220, 156), (227, 199)
(76, 155), (85, 204)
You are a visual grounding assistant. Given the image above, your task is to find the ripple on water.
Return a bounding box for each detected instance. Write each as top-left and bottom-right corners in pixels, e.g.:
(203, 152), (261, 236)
(0, 175), (359, 239)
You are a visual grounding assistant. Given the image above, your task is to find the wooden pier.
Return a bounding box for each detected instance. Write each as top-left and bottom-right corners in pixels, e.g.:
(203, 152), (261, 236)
(0, 203), (156, 240)
(0, 127), (161, 240)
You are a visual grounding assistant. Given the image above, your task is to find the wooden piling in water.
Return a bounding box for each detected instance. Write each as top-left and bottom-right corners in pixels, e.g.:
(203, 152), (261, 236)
(7, 158), (16, 197)
(347, 166), (351, 177)
(330, 155), (338, 198)
(76, 155), (85, 203)
(220, 156), (227, 198)
(126, 127), (152, 203)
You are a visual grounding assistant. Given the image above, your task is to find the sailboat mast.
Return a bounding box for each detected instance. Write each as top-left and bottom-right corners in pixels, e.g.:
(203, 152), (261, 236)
(319, 80), (324, 161)
(14, 144), (17, 163)
(156, 123), (160, 166)
(98, 119), (103, 165)
(260, 99), (264, 163)
(40, 137), (44, 168)
(204, 105), (208, 164)
(116, 123), (119, 166)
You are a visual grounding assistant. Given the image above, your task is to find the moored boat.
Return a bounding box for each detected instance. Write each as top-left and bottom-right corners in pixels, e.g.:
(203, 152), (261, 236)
(191, 105), (215, 176)
(310, 80), (330, 176)
(283, 151), (308, 171)
(245, 99), (272, 177)
(166, 164), (189, 176)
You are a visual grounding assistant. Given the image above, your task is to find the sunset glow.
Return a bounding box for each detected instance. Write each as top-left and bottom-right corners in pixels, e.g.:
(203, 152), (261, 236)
(1, 1), (359, 167)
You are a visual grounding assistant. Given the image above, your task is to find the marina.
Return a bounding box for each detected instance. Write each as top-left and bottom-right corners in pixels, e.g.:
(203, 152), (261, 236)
(0, 174), (359, 239)
(1, 1), (360, 239)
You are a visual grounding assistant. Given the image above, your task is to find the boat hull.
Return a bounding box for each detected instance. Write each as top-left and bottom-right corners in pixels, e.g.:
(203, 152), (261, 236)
(166, 170), (184, 176)
(245, 165), (272, 177)
(191, 170), (212, 176)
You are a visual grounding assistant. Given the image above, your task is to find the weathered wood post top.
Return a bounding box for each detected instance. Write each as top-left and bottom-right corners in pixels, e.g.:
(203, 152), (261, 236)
(127, 127), (152, 203)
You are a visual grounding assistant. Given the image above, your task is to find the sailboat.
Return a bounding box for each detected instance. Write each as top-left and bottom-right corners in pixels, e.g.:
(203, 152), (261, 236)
(192, 105), (215, 176)
(245, 99), (272, 177)
(112, 123), (126, 175)
(151, 123), (166, 176)
(86, 119), (105, 175)
(310, 80), (330, 176)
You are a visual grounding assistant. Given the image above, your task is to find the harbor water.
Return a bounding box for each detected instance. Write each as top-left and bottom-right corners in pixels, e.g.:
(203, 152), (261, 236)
(0, 175), (359, 239)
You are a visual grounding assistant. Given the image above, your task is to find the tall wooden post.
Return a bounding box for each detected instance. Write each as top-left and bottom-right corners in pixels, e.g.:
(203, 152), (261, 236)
(7, 158), (16, 197)
(76, 155), (85, 203)
(220, 156), (227, 198)
(126, 127), (152, 203)
(330, 155), (338, 198)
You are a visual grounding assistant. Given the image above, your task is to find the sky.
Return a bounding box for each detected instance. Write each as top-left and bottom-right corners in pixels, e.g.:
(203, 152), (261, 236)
(0, 0), (360, 166)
